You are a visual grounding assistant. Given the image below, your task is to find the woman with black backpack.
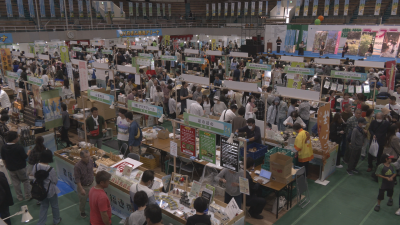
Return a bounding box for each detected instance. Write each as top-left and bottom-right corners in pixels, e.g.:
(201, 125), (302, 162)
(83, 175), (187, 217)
(31, 150), (62, 225)
(27, 137), (47, 182)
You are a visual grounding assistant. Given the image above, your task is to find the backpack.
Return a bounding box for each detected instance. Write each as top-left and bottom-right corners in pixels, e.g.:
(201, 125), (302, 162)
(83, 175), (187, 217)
(30, 164), (53, 201)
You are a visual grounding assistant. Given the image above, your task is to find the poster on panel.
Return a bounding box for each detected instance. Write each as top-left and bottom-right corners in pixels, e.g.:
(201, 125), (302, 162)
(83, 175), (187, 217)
(358, 32), (376, 56)
(325, 31), (341, 54)
(346, 31), (362, 55)
(312, 31), (328, 53)
(380, 32), (400, 57)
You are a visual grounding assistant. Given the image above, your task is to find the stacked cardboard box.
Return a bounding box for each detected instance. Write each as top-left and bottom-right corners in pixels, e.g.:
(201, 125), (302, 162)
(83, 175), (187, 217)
(270, 153), (293, 184)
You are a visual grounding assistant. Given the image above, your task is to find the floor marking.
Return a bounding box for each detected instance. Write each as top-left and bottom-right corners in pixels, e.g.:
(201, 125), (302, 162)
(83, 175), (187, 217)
(359, 204), (376, 225)
(288, 161), (365, 225)
(25, 203), (79, 224)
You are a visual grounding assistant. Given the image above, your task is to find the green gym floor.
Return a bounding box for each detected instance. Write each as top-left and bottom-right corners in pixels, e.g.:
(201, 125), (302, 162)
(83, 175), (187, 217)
(5, 121), (400, 225)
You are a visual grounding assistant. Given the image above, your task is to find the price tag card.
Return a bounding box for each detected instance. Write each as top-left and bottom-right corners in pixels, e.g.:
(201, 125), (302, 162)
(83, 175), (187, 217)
(330, 83), (337, 91)
(356, 85), (362, 93)
(337, 84), (343, 92)
(170, 141), (177, 157)
(324, 81), (330, 89)
(348, 85), (354, 93)
(364, 85), (370, 93)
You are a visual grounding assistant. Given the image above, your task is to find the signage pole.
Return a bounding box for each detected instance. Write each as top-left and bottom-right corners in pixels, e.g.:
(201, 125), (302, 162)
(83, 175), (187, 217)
(173, 120), (176, 173)
(242, 138), (247, 211)
(372, 82), (377, 109)
(82, 96), (88, 143)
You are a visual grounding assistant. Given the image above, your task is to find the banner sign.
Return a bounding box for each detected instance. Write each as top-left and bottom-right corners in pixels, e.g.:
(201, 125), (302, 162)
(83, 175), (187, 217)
(330, 71), (367, 81)
(304, 0), (309, 16)
(334, 0), (339, 15)
(183, 112), (232, 137)
(129, 2), (133, 16)
(317, 103), (330, 152)
(285, 67), (315, 75)
(127, 100), (163, 118)
(259, 1), (263, 15)
(101, 49), (113, 54)
(162, 3), (165, 16)
(246, 62), (271, 70)
(29, 0), (36, 18)
(60, 46), (70, 63)
(39, 0), (46, 17)
(27, 76), (44, 86)
(375, 0), (382, 15)
(276, 1), (281, 15)
(386, 60), (396, 91)
(136, 3), (139, 16)
(212, 3), (215, 16)
(86, 0), (91, 17)
(218, 3), (221, 16)
(312, 0), (318, 16)
(87, 90), (115, 105)
(96, 1), (100, 17)
(104, 184), (132, 219)
(324, 0), (329, 16)
(295, 0), (300, 16)
(157, 3), (161, 16)
(225, 3), (228, 16)
(251, 1), (255, 15)
(186, 57), (205, 64)
(142, 3), (146, 16)
(344, 0), (349, 15)
(199, 130), (216, 164)
(0, 49), (12, 71)
(244, 2), (248, 16)
(266, 1), (268, 15)
(117, 29), (161, 38)
(73, 47), (82, 52)
(78, 60), (88, 91)
(180, 125), (196, 157)
(148, 3), (152, 17)
(69, 0), (74, 17)
(168, 4), (171, 17)
(136, 57), (151, 66)
(138, 53), (153, 58)
(49, 0), (56, 17)
(6, 71), (19, 80)
(0, 33), (13, 44)
(206, 4), (209, 16)
(17, 0), (24, 17)
(359, 0), (365, 15)
(238, 2), (241, 15)
(220, 137), (239, 172)
(78, 0), (83, 17)
(231, 2), (235, 16)
(160, 55), (177, 61)
(6, 0), (12, 17)
(392, 0), (398, 15)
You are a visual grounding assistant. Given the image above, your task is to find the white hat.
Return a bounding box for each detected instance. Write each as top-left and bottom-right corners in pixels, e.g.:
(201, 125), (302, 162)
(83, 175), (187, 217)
(214, 96), (219, 100)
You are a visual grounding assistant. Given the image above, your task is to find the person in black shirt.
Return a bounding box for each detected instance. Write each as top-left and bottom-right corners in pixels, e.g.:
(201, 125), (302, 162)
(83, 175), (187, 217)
(320, 41), (325, 56)
(366, 44), (373, 58)
(342, 42), (349, 58)
(185, 197), (211, 225)
(276, 37), (282, 53)
(0, 171), (13, 225)
(245, 157), (267, 219)
(235, 118), (262, 144)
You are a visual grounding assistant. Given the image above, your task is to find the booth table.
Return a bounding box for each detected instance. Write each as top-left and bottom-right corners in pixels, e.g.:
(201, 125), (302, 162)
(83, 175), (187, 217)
(54, 149), (245, 225)
(310, 144), (339, 182)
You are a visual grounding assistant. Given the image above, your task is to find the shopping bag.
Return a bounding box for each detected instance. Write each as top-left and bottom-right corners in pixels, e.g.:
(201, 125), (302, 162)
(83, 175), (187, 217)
(369, 140), (379, 157)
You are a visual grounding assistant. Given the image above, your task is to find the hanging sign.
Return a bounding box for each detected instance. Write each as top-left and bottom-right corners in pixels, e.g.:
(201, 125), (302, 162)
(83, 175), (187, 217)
(246, 62), (271, 70)
(186, 57), (205, 64)
(138, 53), (153, 58)
(317, 103), (330, 152)
(199, 130), (216, 164)
(73, 47), (82, 52)
(136, 57), (151, 66)
(183, 112), (232, 137)
(6, 71), (19, 80)
(285, 67), (315, 75)
(180, 125), (196, 157)
(330, 70), (367, 81)
(101, 49), (113, 54)
(220, 136), (239, 172)
(127, 100), (163, 118)
(116, 29), (162, 38)
(87, 90), (115, 105)
(160, 55), (177, 61)
(27, 76), (43, 86)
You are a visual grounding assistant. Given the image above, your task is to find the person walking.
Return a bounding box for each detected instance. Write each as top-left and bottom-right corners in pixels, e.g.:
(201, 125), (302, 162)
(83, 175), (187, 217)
(89, 171), (112, 225)
(0, 171), (13, 225)
(74, 150), (94, 218)
(368, 113), (390, 172)
(61, 104), (73, 147)
(344, 109), (362, 164)
(86, 107), (107, 148)
(27, 136), (47, 205)
(347, 118), (368, 175)
(33, 150), (62, 225)
(126, 112), (142, 155)
(116, 108), (130, 152)
(1, 131), (31, 201)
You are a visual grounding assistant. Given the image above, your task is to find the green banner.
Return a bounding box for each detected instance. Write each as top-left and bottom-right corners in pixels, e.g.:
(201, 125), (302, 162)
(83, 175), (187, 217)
(138, 53), (153, 58)
(186, 57), (205, 64)
(60, 46), (70, 63)
(160, 55), (177, 61)
(199, 130), (216, 164)
(284, 67), (315, 75)
(127, 100), (163, 118)
(136, 57), (151, 66)
(6, 71), (19, 80)
(27, 76), (43, 86)
(246, 62), (271, 70)
(86, 48), (96, 53)
(87, 90), (115, 105)
(72, 47), (82, 52)
(102, 49), (113, 54)
(183, 112), (232, 137)
(330, 70), (367, 81)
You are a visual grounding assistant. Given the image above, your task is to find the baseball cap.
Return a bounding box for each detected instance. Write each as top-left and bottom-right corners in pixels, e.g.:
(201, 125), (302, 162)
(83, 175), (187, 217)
(358, 117), (367, 124)
(382, 153), (395, 160)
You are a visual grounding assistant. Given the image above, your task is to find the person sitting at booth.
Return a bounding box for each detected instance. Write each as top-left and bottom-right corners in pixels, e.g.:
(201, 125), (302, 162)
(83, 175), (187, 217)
(129, 170), (157, 210)
(245, 157), (267, 219)
(185, 197), (211, 225)
(284, 111), (306, 129)
(235, 118), (262, 144)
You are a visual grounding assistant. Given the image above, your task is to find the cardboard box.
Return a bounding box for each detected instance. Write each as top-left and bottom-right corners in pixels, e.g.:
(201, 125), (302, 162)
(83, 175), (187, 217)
(92, 101), (116, 121)
(77, 97), (93, 109)
(376, 98), (390, 106)
(271, 174), (292, 184)
(270, 153), (293, 178)
(157, 129), (170, 139)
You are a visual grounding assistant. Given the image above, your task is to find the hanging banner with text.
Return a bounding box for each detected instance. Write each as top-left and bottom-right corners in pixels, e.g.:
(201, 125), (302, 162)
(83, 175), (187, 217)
(6, 71), (19, 80)
(199, 130), (216, 164)
(127, 100), (163, 118)
(183, 112), (232, 137)
(27, 76), (44, 86)
(180, 125), (196, 157)
(285, 67), (315, 75)
(220, 136), (239, 172)
(246, 63), (271, 70)
(386, 60), (396, 91)
(185, 57), (205, 64)
(330, 70), (367, 81)
(160, 55), (177, 61)
(317, 103), (330, 152)
(87, 90), (115, 105)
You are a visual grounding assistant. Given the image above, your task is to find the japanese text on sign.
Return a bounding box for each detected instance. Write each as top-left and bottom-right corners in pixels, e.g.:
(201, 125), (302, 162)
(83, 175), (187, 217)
(128, 100), (163, 118)
(180, 125), (196, 157)
(317, 103), (331, 151)
(88, 90), (114, 105)
(246, 63), (271, 70)
(330, 70), (367, 81)
(184, 112), (232, 137)
(117, 29), (162, 37)
(186, 57), (205, 64)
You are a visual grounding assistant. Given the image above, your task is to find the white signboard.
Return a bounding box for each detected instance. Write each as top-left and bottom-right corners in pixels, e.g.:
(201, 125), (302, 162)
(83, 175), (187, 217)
(181, 74), (209, 86)
(92, 62), (109, 69)
(117, 65), (136, 74)
(38, 54), (50, 60)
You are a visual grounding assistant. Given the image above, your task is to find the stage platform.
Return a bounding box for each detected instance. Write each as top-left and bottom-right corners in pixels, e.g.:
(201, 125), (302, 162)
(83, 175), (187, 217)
(260, 50), (399, 63)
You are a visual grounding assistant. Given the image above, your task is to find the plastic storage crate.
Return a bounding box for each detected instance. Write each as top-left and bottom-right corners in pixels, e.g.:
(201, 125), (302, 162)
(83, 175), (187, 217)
(240, 143), (268, 160)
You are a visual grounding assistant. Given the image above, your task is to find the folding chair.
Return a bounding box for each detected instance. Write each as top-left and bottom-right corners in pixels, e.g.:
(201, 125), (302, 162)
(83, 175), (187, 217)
(296, 166), (310, 208)
(179, 156), (199, 182)
(127, 153), (140, 161)
(120, 143), (129, 159)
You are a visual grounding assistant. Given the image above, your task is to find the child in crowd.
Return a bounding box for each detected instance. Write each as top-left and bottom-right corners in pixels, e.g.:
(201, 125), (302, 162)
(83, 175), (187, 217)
(124, 191), (148, 225)
(374, 154), (396, 212)
(185, 197), (211, 225)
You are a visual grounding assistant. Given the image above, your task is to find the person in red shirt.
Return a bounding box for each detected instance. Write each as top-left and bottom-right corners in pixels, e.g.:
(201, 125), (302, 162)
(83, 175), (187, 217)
(89, 171), (112, 225)
(340, 93), (353, 112)
(325, 90), (337, 112)
(146, 66), (156, 80)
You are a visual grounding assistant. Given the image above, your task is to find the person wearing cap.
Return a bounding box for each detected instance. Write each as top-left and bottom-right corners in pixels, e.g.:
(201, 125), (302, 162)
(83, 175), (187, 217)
(347, 117), (368, 175)
(213, 96), (227, 116)
(293, 123), (313, 176)
(374, 154), (396, 212)
(385, 96), (400, 115)
(219, 104), (238, 123)
(235, 118), (261, 144)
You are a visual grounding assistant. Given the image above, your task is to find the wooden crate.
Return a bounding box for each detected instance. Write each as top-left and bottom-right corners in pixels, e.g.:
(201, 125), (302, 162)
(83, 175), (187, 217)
(140, 153), (160, 169)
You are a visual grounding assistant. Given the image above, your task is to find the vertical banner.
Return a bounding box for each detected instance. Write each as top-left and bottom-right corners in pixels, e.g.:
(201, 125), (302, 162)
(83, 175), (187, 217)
(244, 2), (248, 15)
(96, 1), (100, 18)
(259, 1), (263, 15)
(212, 3), (215, 16)
(41, 89), (63, 130)
(220, 137), (239, 172)
(120, 2), (123, 16)
(168, 4), (171, 17)
(344, 0), (349, 15)
(212, 39), (216, 50)
(218, 3), (221, 16)
(142, 3), (146, 16)
(50, 0), (55, 17)
(199, 130), (216, 164)
(86, 0), (91, 17)
(231, 2), (235, 16)
(69, 0), (74, 17)
(180, 125), (196, 157)
(251, 1), (255, 15)
(312, 0), (318, 16)
(375, 0), (382, 15)
(0, 49), (12, 72)
(128, 2), (133, 16)
(148, 3), (152, 17)
(304, 0), (309, 16)
(157, 3), (160, 16)
(266, 1), (268, 15)
(78, 60), (88, 92)
(358, 0), (365, 15)
(206, 4), (209, 16)
(60, 46), (70, 63)
(225, 3), (228, 16)
(276, 1), (281, 15)
(295, 0), (300, 16)
(324, 0), (329, 16)
(238, 2), (241, 16)
(40, 0), (45, 17)
(136, 3), (139, 17)
(162, 3), (165, 16)
(78, 0), (83, 18)
(392, 0), (398, 15)
(29, 0), (36, 18)
(334, 0), (339, 15)
(110, 2), (114, 17)
(386, 60), (397, 91)
(17, 0), (24, 18)
(6, 0), (13, 17)
(317, 103), (330, 152)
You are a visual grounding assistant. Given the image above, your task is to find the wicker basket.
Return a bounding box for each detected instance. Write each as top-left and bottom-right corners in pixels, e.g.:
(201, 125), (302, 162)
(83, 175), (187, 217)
(140, 153), (160, 169)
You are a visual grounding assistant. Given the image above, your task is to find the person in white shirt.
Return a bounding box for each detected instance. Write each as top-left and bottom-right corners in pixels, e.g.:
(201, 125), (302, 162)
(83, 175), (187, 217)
(283, 111), (306, 128)
(0, 86), (11, 111)
(61, 79), (73, 99)
(117, 108), (130, 152)
(85, 54), (92, 61)
(189, 97), (204, 117)
(219, 105), (238, 123)
(392, 85), (400, 104)
(213, 96), (227, 116)
(245, 95), (257, 120)
(385, 96), (400, 115)
(168, 92), (180, 119)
